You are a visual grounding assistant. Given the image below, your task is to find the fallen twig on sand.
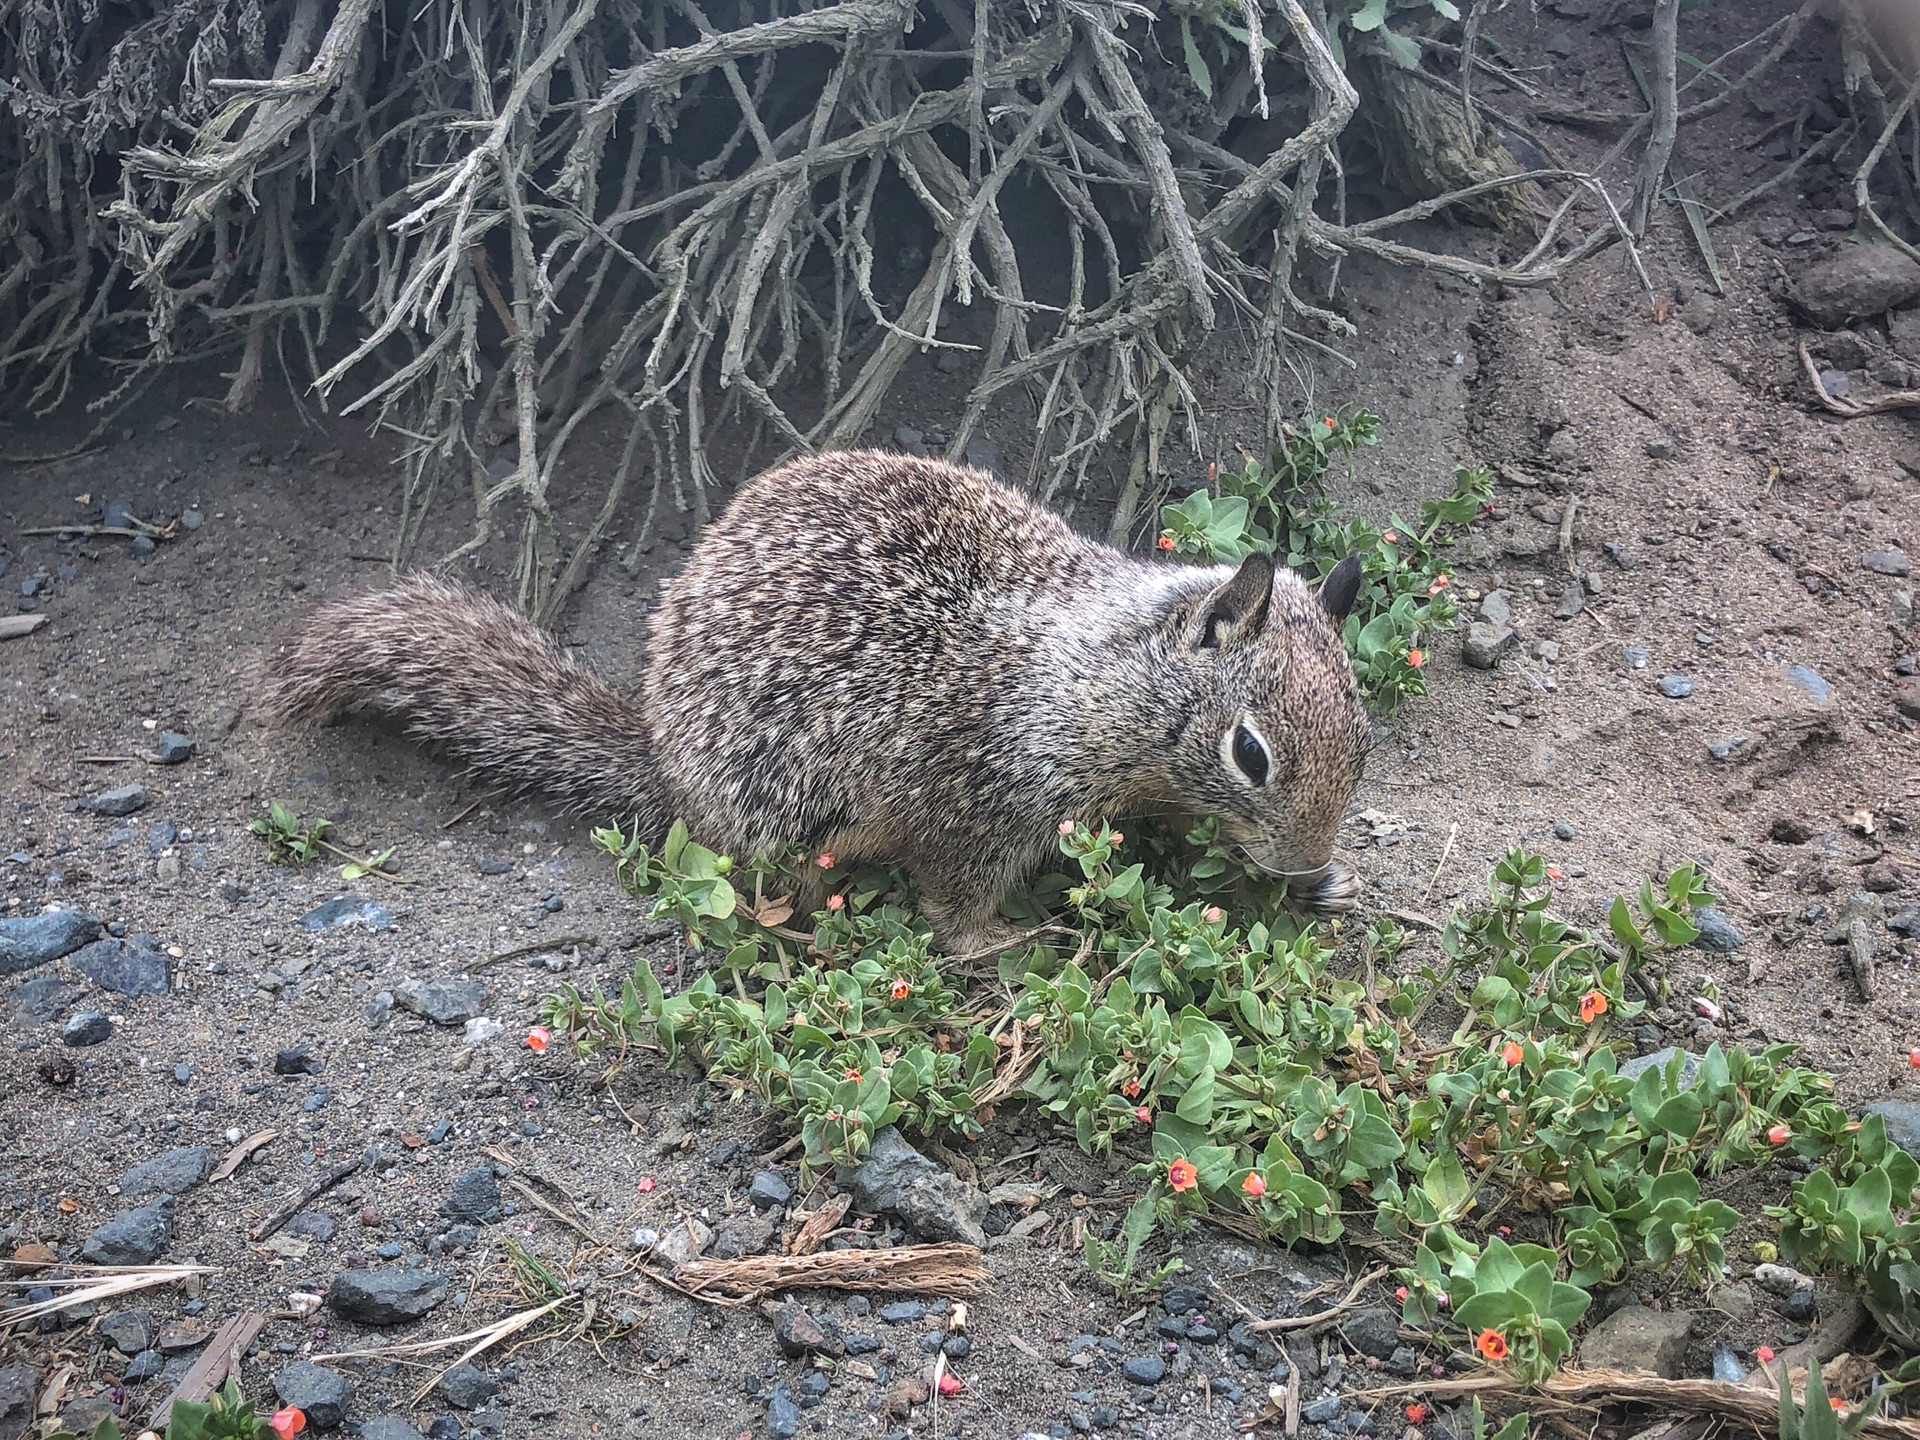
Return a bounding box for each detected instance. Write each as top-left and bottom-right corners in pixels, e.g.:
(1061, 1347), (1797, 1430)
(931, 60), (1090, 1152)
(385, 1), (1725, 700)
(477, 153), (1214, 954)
(666, 1242), (991, 1302)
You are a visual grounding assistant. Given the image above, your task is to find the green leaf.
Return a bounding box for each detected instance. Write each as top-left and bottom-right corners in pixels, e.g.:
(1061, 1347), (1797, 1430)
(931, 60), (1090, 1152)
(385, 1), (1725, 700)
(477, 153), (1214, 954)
(1175, 1066), (1218, 1124)
(1377, 26), (1423, 67)
(1349, 0), (1388, 31)
(1180, 15), (1213, 100)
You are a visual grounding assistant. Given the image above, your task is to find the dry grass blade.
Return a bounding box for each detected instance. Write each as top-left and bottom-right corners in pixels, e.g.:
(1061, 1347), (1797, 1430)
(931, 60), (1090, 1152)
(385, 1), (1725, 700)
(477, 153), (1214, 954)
(315, 1296), (570, 1368)
(668, 1242), (991, 1300)
(0, 1264), (219, 1327)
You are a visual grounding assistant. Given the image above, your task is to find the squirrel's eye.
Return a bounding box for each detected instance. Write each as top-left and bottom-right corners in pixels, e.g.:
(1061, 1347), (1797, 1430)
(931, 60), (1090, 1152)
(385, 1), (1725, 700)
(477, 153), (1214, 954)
(1231, 724), (1270, 786)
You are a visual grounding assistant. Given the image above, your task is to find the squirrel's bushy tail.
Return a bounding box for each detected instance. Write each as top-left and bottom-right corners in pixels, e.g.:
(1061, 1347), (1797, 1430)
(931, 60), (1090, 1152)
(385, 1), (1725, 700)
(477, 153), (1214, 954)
(263, 574), (666, 830)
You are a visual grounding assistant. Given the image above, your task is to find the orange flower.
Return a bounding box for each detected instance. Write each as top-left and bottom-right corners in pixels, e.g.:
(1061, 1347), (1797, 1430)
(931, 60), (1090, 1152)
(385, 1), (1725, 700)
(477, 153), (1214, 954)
(1058, 819), (1076, 835)
(815, 851), (835, 869)
(1108, 830), (1123, 845)
(524, 1026), (551, 1053)
(1135, 1106), (1152, 1124)
(1500, 1040), (1523, 1067)
(1546, 865), (1565, 881)
(1428, 574), (1450, 595)
(1475, 1329), (1509, 1362)
(1768, 1124), (1791, 1145)
(1394, 1285), (1409, 1302)
(1908, 1048), (1920, 1069)
(890, 978), (911, 1000)
(1756, 1345), (1776, 1363)
(937, 1373), (964, 1397)
(1157, 535), (1177, 552)
(1383, 530), (1400, 544)
(1406, 1404), (1429, 1425)
(1579, 991), (1608, 1024)
(637, 1176), (657, 1193)
(1167, 1157), (1198, 1192)
(1240, 1171), (1266, 1198)
(1122, 1079), (1142, 1098)
(845, 1068), (862, 1081)
(827, 893), (845, 911)
(1406, 649), (1425, 668)
(1323, 417), (1337, 428)
(270, 1408), (307, 1439)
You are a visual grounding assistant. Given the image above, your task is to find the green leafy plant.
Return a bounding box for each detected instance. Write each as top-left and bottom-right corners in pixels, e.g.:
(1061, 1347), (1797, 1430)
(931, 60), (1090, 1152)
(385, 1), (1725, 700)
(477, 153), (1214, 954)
(1157, 411), (1490, 711)
(250, 800), (331, 863)
(1774, 1355), (1892, 1440)
(49, 1380), (304, 1440)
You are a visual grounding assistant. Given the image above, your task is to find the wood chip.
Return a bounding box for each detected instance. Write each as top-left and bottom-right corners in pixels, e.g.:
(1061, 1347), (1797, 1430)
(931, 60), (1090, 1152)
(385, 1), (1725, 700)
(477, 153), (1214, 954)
(0, 615), (49, 641)
(148, 1310), (267, 1431)
(670, 1242), (991, 1301)
(209, 1128), (278, 1183)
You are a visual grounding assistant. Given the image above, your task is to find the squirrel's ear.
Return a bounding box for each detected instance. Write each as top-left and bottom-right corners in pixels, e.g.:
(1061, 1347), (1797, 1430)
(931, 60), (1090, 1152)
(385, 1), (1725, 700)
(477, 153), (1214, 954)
(1194, 552), (1275, 648)
(1318, 554), (1363, 624)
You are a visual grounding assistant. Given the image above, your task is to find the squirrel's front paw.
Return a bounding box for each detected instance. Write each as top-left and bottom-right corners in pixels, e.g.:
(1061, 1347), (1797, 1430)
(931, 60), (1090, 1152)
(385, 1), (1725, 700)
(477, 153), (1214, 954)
(1299, 864), (1362, 915)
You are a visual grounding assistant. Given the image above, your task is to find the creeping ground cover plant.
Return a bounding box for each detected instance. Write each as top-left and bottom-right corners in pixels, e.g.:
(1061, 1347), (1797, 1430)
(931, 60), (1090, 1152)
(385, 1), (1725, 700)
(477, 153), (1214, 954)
(542, 425), (1920, 1386)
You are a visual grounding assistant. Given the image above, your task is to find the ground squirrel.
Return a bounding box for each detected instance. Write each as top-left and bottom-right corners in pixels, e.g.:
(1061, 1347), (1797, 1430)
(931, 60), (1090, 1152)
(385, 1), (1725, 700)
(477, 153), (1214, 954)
(265, 450), (1371, 951)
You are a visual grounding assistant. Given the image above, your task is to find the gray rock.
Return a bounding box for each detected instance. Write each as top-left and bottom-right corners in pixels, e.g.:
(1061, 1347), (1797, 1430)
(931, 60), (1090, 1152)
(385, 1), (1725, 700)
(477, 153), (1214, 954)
(396, 977), (487, 1026)
(302, 896), (396, 933)
(1753, 1263), (1814, 1300)
(772, 1303), (843, 1359)
(360, 1420), (428, 1440)
(1783, 665), (1832, 704)
(1578, 1305), (1693, 1377)
(151, 732), (194, 765)
(274, 1360), (356, 1430)
(436, 1363), (498, 1410)
(442, 1167), (502, 1223)
(0, 909), (100, 977)
(1819, 369), (1852, 399)
(1545, 428), (1580, 464)
(147, 820), (178, 855)
(1707, 736), (1751, 762)
(1622, 645), (1649, 670)
(1891, 906), (1920, 940)
(98, 1308), (156, 1355)
(1122, 1354), (1167, 1385)
(1690, 907), (1746, 953)
(748, 1170), (793, 1209)
(1678, 293), (1719, 334)
(650, 1217), (713, 1267)
(1337, 1307), (1401, 1360)
(69, 934), (172, 997)
(1620, 1047), (1702, 1088)
(1791, 244), (1920, 326)
(1478, 591), (1514, 630)
(1710, 1282), (1756, 1323)
(710, 1213), (777, 1259)
(123, 1350), (166, 1382)
(0, 1364), (35, 1440)
(82, 1196), (174, 1265)
(1462, 622), (1517, 670)
(327, 1268), (450, 1325)
(1304, 1396), (1344, 1424)
(120, 1146), (215, 1197)
(840, 1126), (988, 1247)
(1864, 1099), (1920, 1155)
(1864, 550), (1913, 578)
(1657, 675), (1693, 699)
(11, 976), (79, 1022)
(287, 1212), (337, 1242)
(766, 1382), (802, 1439)
(79, 784), (148, 817)
(63, 1010), (113, 1046)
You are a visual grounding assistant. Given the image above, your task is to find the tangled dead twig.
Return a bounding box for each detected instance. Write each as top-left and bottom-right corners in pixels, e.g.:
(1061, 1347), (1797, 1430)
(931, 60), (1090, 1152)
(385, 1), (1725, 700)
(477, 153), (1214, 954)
(1801, 339), (1920, 417)
(0, 0), (1791, 605)
(666, 1241), (992, 1300)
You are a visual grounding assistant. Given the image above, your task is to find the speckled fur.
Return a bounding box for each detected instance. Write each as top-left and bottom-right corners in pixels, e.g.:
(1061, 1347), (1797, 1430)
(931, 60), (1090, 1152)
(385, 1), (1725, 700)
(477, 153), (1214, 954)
(265, 451), (1370, 949)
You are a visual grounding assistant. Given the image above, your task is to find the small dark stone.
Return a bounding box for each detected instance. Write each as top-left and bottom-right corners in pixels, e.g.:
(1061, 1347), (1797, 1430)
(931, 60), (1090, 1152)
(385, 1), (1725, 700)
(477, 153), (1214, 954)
(798, 1371), (829, 1402)
(844, 1333), (880, 1355)
(1161, 1284), (1206, 1316)
(436, 1364), (498, 1410)
(442, 1167), (503, 1223)
(878, 1302), (925, 1325)
(1227, 1322), (1261, 1358)
(1122, 1355), (1167, 1386)
(1690, 907), (1746, 953)
(120, 1146), (215, 1197)
(123, 1350), (166, 1382)
(1890, 906), (1920, 940)
(1863, 550), (1913, 578)
(1770, 817), (1815, 844)
(362, 1419), (429, 1440)
(0, 908), (101, 977)
(773, 1303), (842, 1358)
(1155, 1315), (1189, 1339)
(274, 1360), (356, 1430)
(69, 934), (171, 997)
(748, 1170), (793, 1208)
(82, 1197), (174, 1265)
(99, 1308), (156, 1355)
(767, 1382), (802, 1439)
(151, 732), (194, 765)
(943, 1334), (972, 1359)
(146, 820), (179, 855)
(1783, 665), (1832, 704)
(475, 857), (512, 876)
(840, 1126), (987, 1246)
(1552, 821), (1575, 841)
(1338, 1307), (1401, 1361)
(63, 1010), (114, 1046)
(80, 784), (148, 817)
(1657, 675), (1694, 699)
(426, 1417), (463, 1440)
(276, 1045), (322, 1076)
(428, 1119), (454, 1144)
(327, 1268), (451, 1324)
(1304, 1396), (1344, 1425)
(286, 1211), (337, 1242)
(396, 977), (487, 1025)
